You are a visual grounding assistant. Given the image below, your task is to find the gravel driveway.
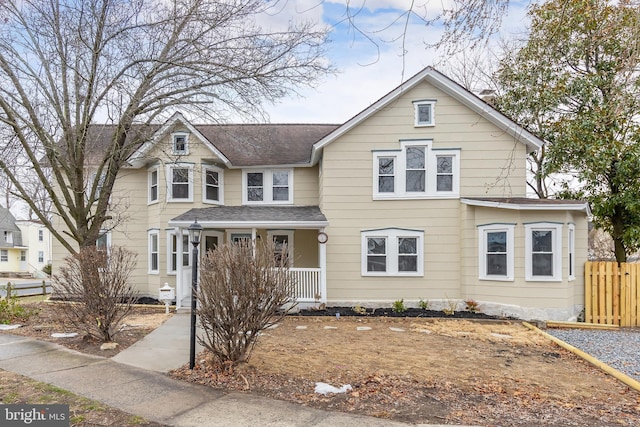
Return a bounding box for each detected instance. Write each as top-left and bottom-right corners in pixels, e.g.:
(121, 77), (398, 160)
(547, 328), (640, 382)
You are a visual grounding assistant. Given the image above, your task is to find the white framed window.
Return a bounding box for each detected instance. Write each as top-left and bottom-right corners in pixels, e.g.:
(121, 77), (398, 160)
(478, 224), (515, 281)
(4, 231), (12, 244)
(167, 164), (194, 202)
(20, 251), (26, 262)
(267, 230), (294, 265)
(525, 223), (562, 281)
(148, 230), (159, 274)
(373, 141), (459, 199)
(413, 99), (436, 126)
(361, 228), (424, 276)
(38, 229), (44, 242)
(568, 224), (575, 281)
(229, 231), (253, 243)
(242, 169), (293, 204)
(203, 165), (223, 204)
(0, 250), (7, 262)
(38, 251), (44, 263)
(172, 132), (189, 155)
(148, 167), (159, 204)
(96, 230), (111, 253)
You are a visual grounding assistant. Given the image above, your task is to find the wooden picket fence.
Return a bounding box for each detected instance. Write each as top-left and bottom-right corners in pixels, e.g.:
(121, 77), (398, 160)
(584, 261), (640, 326)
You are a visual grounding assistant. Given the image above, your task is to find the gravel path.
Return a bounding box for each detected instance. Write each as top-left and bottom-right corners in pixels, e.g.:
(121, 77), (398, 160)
(546, 328), (640, 382)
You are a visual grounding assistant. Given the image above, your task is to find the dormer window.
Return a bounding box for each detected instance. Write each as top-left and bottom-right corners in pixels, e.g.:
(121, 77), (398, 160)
(4, 231), (12, 244)
(172, 132), (189, 155)
(413, 100), (436, 127)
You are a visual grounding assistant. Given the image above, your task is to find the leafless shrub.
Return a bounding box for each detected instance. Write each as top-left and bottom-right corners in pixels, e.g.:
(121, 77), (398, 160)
(52, 246), (138, 342)
(197, 239), (297, 366)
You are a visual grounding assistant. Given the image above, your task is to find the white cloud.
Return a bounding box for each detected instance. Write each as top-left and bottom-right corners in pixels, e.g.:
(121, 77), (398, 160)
(263, 0), (531, 123)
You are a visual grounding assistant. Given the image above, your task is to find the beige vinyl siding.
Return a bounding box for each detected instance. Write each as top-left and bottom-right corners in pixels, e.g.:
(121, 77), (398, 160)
(292, 229), (319, 268)
(320, 78), (530, 303)
(293, 166), (319, 205)
(460, 206), (587, 311)
(224, 169), (242, 205)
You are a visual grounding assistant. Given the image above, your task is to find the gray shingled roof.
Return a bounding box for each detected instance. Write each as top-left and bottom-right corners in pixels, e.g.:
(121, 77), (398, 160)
(84, 123), (338, 167)
(0, 206), (23, 247)
(169, 206), (328, 227)
(195, 124), (338, 166)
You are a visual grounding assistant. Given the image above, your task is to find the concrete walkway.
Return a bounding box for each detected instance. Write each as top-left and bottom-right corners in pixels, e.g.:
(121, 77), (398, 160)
(0, 313), (474, 427)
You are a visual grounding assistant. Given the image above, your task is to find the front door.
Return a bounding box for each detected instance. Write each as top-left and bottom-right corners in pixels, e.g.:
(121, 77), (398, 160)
(19, 251), (27, 271)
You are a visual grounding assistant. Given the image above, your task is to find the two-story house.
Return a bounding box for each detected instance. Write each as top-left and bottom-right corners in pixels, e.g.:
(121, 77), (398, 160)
(51, 67), (590, 320)
(16, 220), (52, 277)
(0, 206), (29, 277)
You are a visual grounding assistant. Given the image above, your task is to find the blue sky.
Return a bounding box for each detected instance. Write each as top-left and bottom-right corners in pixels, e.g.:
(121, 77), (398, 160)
(263, 0), (531, 123)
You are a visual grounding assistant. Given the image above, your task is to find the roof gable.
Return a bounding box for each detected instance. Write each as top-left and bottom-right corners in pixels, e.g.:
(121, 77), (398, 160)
(311, 66), (543, 163)
(127, 112), (231, 168)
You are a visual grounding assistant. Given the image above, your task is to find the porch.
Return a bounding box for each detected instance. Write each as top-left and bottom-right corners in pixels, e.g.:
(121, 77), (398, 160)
(178, 267), (323, 309)
(168, 205), (329, 310)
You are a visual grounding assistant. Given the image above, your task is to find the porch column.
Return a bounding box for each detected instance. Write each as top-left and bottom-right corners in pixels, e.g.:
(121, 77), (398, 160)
(319, 227), (327, 303)
(176, 227), (184, 309)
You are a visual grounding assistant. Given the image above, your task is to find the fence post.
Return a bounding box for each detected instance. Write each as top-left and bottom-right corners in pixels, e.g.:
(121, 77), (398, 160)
(42, 280), (46, 296)
(6, 281), (11, 298)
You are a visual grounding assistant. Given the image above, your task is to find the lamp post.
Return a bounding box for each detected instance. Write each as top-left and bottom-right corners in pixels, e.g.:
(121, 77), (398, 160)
(188, 219), (202, 370)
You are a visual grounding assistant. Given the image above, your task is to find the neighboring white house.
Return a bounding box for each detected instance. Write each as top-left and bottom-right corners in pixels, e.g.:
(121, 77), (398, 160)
(16, 220), (52, 277)
(0, 206), (29, 277)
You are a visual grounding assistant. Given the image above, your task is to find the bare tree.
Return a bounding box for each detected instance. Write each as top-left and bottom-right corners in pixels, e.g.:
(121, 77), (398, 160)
(0, 0), (330, 252)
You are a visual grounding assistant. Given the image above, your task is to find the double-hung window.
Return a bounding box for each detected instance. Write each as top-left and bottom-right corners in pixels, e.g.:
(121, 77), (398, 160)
(167, 164), (193, 202)
(243, 169), (292, 204)
(38, 251), (44, 263)
(4, 231), (12, 244)
(361, 228), (423, 276)
(203, 165), (223, 204)
(478, 224), (514, 281)
(148, 167), (159, 204)
(525, 223), (562, 281)
(38, 229), (44, 242)
(373, 141), (458, 199)
(0, 250), (7, 262)
(148, 230), (159, 274)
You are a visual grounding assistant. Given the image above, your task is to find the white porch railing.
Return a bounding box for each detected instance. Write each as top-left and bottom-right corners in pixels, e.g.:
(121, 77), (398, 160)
(289, 268), (321, 302)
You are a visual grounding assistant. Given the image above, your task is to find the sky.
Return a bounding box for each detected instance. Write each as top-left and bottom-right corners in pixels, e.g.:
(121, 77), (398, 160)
(262, 0), (531, 124)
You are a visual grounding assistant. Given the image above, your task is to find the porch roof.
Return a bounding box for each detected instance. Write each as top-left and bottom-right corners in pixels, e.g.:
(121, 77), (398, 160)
(168, 206), (329, 229)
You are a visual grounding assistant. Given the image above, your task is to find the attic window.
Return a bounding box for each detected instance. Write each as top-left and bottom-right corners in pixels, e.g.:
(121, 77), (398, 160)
(4, 231), (12, 244)
(413, 100), (436, 127)
(172, 133), (188, 155)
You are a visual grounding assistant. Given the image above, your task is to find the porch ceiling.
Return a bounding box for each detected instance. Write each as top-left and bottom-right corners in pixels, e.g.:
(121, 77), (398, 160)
(168, 205), (329, 229)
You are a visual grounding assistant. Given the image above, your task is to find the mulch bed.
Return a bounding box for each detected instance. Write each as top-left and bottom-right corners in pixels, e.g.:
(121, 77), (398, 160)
(295, 306), (502, 319)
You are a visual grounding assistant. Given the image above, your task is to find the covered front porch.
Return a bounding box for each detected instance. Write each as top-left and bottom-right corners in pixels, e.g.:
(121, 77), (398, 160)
(167, 206), (329, 309)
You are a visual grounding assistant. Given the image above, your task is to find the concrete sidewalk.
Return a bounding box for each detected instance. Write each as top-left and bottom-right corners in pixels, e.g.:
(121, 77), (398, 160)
(0, 313), (473, 426)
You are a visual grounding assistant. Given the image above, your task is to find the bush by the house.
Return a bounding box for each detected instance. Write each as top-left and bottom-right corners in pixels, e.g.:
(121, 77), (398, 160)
(52, 246), (138, 342)
(197, 239), (297, 366)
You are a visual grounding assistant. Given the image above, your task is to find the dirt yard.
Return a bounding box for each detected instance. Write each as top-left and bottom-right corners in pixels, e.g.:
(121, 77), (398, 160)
(3, 302), (640, 426)
(173, 316), (640, 426)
